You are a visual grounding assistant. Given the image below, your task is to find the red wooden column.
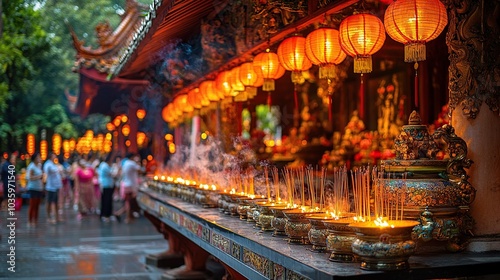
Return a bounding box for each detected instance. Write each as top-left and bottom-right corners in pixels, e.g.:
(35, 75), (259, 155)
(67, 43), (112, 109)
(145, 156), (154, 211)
(128, 104), (139, 154)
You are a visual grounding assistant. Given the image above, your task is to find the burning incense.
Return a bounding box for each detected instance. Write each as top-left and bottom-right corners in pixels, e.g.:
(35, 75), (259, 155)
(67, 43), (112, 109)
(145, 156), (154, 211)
(264, 166), (271, 200)
(306, 167), (316, 209)
(271, 167), (280, 201)
(332, 166), (349, 217)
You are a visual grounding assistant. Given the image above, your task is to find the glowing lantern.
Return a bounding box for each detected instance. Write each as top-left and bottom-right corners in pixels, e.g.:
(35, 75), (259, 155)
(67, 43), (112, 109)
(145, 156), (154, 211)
(277, 34), (313, 82)
(176, 94), (194, 113)
(187, 88), (202, 110)
(52, 133), (62, 155)
(165, 133), (173, 141)
(384, 0), (447, 63)
(106, 122), (115, 131)
(277, 34), (312, 115)
(69, 138), (76, 153)
(27, 134), (35, 156)
(339, 13), (386, 73)
(137, 132), (147, 147)
(40, 140), (48, 160)
(112, 116), (121, 127)
(121, 115), (128, 123)
(305, 28), (346, 79)
(238, 62), (263, 100)
(122, 124), (130, 137)
(252, 49), (285, 92)
(229, 66), (245, 95)
(63, 140), (70, 159)
(305, 27), (347, 121)
(200, 80), (220, 103)
(136, 109), (146, 120)
(215, 71), (233, 97)
(162, 104), (174, 123)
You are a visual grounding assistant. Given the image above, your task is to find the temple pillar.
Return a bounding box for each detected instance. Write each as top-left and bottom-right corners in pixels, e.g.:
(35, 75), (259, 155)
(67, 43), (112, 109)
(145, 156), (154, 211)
(144, 212), (184, 268)
(128, 103), (139, 154)
(444, 0), (500, 247)
(117, 129), (126, 157)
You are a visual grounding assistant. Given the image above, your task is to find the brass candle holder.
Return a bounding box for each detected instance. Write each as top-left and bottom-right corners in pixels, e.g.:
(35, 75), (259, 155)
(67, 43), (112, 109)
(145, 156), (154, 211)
(323, 217), (358, 262)
(270, 205), (296, 237)
(349, 220), (419, 271)
(283, 209), (321, 245)
(307, 214), (334, 252)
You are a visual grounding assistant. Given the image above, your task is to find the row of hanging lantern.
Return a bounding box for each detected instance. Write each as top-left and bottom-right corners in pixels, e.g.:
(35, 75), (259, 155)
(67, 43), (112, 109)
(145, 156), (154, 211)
(162, 0), (447, 126)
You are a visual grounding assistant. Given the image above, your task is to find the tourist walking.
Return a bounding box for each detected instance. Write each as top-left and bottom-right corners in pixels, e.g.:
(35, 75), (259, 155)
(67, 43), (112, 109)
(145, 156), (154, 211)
(26, 152), (43, 227)
(97, 154), (114, 222)
(44, 153), (63, 224)
(75, 159), (96, 217)
(114, 153), (141, 223)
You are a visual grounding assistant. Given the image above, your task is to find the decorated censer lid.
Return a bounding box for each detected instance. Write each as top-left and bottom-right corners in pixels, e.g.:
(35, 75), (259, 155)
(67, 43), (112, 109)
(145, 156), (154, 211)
(382, 110), (447, 173)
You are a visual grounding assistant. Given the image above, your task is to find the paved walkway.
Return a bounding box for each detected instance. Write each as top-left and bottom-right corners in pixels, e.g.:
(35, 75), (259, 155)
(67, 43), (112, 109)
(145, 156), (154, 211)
(0, 199), (167, 279)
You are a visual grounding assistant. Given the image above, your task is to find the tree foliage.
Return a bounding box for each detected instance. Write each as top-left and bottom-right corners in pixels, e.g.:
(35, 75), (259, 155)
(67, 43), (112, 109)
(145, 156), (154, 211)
(0, 0), (149, 152)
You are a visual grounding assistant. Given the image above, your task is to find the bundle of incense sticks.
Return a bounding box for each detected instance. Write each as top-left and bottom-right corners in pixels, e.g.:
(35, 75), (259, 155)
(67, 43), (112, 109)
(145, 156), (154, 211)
(271, 166), (280, 201)
(298, 167), (305, 206)
(372, 168), (406, 221)
(306, 167), (316, 209)
(332, 165), (349, 217)
(264, 166), (271, 200)
(351, 166), (372, 221)
(247, 169), (255, 195)
(319, 167), (327, 210)
(282, 168), (295, 206)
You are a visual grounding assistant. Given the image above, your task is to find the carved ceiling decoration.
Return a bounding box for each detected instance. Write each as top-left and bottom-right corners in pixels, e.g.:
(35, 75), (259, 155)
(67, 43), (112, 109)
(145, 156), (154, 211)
(201, 0), (308, 72)
(444, 0), (500, 119)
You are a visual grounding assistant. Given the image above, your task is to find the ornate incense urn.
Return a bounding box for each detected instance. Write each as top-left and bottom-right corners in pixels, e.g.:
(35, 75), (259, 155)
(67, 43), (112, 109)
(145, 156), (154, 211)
(350, 220), (420, 270)
(381, 111), (476, 251)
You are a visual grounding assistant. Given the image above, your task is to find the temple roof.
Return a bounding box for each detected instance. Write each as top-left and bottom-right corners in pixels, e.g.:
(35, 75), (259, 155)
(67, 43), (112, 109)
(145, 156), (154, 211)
(70, 0), (149, 74)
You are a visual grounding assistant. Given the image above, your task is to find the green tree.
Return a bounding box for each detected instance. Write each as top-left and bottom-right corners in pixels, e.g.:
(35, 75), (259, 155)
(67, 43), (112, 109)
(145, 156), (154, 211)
(0, 0), (149, 152)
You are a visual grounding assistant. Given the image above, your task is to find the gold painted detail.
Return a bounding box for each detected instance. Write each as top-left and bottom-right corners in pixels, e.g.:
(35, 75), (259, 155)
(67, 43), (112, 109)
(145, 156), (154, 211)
(273, 263), (285, 280)
(243, 248), (272, 278)
(211, 232), (231, 254)
(231, 242), (241, 260)
(286, 269), (310, 280)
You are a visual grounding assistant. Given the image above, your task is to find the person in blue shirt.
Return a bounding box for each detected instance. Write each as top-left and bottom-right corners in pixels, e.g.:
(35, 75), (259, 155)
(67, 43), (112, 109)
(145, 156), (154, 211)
(27, 153), (43, 227)
(97, 154), (114, 222)
(43, 153), (63, 224)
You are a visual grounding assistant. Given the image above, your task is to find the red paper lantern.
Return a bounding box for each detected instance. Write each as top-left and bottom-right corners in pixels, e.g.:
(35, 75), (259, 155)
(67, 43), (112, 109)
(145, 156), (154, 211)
(229, 66), (245, 93)
(200, 80), (220, 102)
(305, 27), (347, 79)
(187, 88), (202, 109)
(277, 35), (312, 83)
(136, 108), (146, 120)
(252, 49), (285, 91)
(215, 71), (232, 97)
(339, 13), (386, 73)
(384, 0), (447, 62)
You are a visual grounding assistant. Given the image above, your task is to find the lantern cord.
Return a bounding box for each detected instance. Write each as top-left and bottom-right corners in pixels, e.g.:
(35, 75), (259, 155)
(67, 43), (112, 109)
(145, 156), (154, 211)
(327, 78), (333, 123)
(294, 83), (299, 128)
(359, 74), (365, 121)
(267, 91), (272, 110)
(294, 85), (299, 115)
(328, 95), (333, 123)
(414, 62), (419, 109)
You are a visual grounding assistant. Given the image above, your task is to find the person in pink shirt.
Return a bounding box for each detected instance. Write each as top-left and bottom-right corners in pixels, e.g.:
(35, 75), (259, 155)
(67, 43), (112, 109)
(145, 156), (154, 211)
(75, 160), (95, 217)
